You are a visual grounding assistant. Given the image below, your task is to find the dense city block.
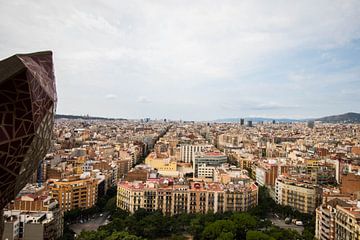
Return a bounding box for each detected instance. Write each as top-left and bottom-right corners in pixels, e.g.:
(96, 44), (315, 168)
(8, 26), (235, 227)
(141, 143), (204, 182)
(2, 118), (360, 239)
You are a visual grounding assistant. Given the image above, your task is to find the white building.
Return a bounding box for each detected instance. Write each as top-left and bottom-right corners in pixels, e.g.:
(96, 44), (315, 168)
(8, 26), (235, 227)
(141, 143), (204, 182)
(255, 167), (266, 186)
(180, 144), (210, 163)
(197, 164), (216, 180)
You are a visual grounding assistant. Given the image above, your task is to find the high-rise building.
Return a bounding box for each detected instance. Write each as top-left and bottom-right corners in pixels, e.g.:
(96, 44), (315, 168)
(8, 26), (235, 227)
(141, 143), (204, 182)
(240, 118), (245, 125)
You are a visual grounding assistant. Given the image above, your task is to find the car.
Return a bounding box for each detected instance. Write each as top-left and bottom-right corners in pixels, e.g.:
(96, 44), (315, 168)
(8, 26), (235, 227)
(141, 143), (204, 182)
(100, 213), (103, 217)
(285, 217), (292, 224)
(295, 221), (303, 226)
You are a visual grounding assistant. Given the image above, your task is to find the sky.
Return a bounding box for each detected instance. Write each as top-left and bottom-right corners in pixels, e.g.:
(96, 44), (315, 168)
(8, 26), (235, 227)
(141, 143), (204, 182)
(0, 1), (360, 121)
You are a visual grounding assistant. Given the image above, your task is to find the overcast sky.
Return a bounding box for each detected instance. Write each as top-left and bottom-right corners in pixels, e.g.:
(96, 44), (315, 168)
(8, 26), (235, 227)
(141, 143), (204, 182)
(1, 1), (360, 120)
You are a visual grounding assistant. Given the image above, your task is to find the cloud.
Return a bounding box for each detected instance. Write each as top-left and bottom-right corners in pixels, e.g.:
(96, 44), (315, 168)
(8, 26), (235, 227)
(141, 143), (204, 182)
(137, 96), (151, 104)
(105, 94), (117, 100)
(250, 102), (300, 111)
(0, 1), (359, 120)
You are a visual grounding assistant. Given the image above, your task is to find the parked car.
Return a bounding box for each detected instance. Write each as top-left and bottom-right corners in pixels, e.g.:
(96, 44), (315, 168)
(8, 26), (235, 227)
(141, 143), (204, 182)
(295, 220), (303, 226)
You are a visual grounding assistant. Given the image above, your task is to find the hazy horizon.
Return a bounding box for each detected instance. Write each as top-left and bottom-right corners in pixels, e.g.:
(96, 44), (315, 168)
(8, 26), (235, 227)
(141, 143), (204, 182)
(1, 1), (360, 121)
(55, 111), (360, 122)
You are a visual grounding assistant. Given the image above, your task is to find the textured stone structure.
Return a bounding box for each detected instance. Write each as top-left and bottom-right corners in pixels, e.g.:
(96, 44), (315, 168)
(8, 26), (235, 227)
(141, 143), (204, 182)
(0, 51), (57, 236)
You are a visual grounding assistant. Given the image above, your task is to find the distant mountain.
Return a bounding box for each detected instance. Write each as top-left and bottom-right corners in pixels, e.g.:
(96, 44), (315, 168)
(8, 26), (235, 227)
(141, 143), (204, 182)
(55, 114), (126, 121)
(213, 117), (304, 123)
(315, 112), (360, 123)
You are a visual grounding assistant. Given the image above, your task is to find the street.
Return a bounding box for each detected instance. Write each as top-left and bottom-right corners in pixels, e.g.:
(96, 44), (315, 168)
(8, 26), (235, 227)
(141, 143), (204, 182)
(69, 212), (110, 235)
(270, 218), (304, 234)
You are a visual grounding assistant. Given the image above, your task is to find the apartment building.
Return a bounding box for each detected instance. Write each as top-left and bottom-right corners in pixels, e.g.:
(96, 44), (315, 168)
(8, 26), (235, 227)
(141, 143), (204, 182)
(197, 164), (216, 180)
(275, 174), (322, 214)
(2, 185), (63, 240)
(180, 144), (209, 163)
(256, 161), (290, 187)
(48, 176), (97, 211)
(315, 198), (351, 240)
(193, 151), (227, 178)
(227, 152), (255, 170)
(145, 152), (178, 176)
(217, 134), (244, 151)
(117, 178), (258, 216)
(335, 202), (360, 240)
(340, 173), (360, 196)
(3, 210), (63, 240)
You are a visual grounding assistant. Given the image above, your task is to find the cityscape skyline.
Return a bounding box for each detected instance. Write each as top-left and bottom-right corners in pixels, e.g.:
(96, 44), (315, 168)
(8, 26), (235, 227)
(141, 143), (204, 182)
(54, 111), (360, 123)
(2, 1), (360, 239)
(1, 1), (360, 120)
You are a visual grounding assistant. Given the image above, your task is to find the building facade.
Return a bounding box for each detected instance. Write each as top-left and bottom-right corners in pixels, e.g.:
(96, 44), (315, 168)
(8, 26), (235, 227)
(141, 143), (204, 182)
(48, 177), (98, 211)
(335, 203), (360, 240)
(117, 179), (258, 216)
(315, 198), (352, 240)
(180, 144), (209, 163)
(275, 175), (322, 214)
(3, 185), (63, 240)
(193, 152), (227, 178)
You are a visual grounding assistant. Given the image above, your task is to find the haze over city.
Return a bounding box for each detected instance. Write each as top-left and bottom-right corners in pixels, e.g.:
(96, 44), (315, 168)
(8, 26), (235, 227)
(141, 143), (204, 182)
(1, 0), (360, 120)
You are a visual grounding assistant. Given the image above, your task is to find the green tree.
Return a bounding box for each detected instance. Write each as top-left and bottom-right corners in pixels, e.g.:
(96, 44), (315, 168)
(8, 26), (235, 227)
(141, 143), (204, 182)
(217, 232), (235, 240)
(169, 234), (188, 240)
(266, 227), (301, 240)
(201, 220), (236, 240)
(189, 215), (205, 239)
(246, 231), (274, 240)
(171, 213), (193, 232)
(77, 230), (105, 240)
(105, 196), (117, 212)
(231, 213), (257, 239)
(105, 231), (143, 240)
